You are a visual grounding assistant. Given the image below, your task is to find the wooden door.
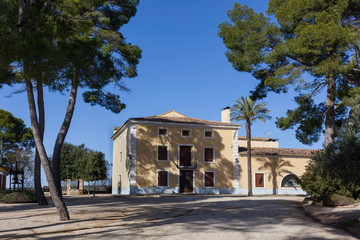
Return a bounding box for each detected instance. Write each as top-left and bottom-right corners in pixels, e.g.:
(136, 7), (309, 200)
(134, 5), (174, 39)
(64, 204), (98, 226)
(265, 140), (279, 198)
(180, 145), (192, 166)
(180, 170), (193, 193)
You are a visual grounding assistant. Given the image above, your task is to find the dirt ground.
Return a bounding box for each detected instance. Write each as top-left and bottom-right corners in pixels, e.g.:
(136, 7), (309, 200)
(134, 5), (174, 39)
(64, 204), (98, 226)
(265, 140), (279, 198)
(0, 194), (359, 239)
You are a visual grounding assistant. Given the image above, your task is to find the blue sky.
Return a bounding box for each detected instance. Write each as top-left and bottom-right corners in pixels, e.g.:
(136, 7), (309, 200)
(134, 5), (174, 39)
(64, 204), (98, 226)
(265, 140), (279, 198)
(0, 1), (324, 185)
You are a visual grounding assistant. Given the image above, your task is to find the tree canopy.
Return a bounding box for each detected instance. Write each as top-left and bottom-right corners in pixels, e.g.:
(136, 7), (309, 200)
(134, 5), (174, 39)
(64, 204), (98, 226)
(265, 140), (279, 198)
(60, 142), (107, 182)
(219, 1), (360, 146)
(0, 0), (141, 220)
(0, 109), (33, 167)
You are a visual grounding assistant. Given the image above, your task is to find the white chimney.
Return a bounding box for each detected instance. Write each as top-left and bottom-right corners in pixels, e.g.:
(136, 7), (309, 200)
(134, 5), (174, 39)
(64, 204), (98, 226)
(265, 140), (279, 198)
(221, 106), (231, 123)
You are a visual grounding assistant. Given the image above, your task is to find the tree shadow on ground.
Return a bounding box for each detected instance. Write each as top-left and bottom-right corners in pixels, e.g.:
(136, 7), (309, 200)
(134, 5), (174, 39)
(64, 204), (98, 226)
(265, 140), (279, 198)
(0, 195), (356, 239)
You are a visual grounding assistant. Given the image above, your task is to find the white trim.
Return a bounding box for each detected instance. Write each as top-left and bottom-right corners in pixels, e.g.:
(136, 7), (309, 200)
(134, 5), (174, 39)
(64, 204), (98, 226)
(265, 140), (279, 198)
(232, 130), (240, 189)
(178, 144), (195, 167)
(204, 130), (214, 139)
(178, 169), (195, 193)
(254, 172), (266, 188)
(181, 128), (192, 138)
(158, 127), (169, 137)
(157, 144), (170, 162)
(128, 124), (137, 193)
(280, 173), (302, 189)
(203, 170), (215, 188)
(157, 169), (169, 187)
(203, 146), (215, 163)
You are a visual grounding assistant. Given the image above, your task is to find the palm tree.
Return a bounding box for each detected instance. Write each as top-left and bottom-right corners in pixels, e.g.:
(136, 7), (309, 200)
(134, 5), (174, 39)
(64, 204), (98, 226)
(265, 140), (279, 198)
(231, 97), (271, 196)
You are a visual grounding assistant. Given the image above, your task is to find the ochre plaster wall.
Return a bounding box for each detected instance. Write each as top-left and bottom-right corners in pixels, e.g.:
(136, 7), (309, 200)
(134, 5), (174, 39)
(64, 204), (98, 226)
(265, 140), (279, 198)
(112, 127), (130, 194)
(238, 139), (279, 148)
(136, 124), (235, 190)
(238, 155), (309, 190)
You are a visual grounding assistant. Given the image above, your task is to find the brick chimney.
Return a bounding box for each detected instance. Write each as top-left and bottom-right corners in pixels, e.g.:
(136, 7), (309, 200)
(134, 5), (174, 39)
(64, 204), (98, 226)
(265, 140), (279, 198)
(221, 106), (231, 123)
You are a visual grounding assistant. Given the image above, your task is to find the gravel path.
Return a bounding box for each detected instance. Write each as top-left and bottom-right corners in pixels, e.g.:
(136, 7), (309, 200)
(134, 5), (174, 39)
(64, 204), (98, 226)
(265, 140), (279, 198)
(0, 195), (357, 239)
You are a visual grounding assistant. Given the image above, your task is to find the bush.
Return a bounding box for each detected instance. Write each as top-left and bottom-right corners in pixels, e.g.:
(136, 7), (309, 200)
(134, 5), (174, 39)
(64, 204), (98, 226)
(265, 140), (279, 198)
(323, 194), (355, 206)
(0, 191), (37, 203)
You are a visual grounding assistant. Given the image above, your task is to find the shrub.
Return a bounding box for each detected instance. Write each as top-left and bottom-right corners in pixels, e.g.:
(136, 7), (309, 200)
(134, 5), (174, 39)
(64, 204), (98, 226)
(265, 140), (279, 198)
(323, 194), (355, 206)
(0, 191), (37, 203)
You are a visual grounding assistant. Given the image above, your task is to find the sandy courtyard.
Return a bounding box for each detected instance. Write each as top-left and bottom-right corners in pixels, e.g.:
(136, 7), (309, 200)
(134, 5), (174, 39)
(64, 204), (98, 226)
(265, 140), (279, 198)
(0, 194), (359, 239)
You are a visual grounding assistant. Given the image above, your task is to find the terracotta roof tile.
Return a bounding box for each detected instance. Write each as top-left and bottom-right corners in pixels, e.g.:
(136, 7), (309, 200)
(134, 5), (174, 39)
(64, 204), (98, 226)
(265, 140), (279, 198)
(130, 116), (241, 128)
(239, 147), (318, 157)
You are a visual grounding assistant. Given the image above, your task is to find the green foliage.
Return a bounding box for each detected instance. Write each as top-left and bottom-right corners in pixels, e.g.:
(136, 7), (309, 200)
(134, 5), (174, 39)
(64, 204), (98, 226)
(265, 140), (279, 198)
(231, 96), (272, 124)
(0, 0), (142, 113)
(0, 109), (34, 167)
(219, 1), (360, 145)
(0, 191), (37, 203)
(301, 96), (360, 199)
(276, 96), (324, 145)
(60, 142), (107, 181)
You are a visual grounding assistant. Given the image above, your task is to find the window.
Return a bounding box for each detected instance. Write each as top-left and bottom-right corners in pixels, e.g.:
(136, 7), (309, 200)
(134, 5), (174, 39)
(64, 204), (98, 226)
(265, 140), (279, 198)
(120, 152), (122, 162)
(281, 174), (301, 187)
(157, 170), (169, 187)
(255, 173), (265, 188)
(157, 145), (169, 161)
(204, 171), (215, 187)
(204, 130), (214, 139)
(181, 129), (192, 138)
(158, 128), (168, 136)
(204, 147), (215, 163)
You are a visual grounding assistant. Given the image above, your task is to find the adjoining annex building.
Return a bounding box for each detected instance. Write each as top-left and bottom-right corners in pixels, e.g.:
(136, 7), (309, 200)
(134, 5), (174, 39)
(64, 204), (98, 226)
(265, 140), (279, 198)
(111, 109), (315, 195)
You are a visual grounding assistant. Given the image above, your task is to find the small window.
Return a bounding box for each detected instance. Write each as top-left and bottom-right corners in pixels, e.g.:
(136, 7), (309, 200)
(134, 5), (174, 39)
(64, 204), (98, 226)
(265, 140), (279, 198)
(204, 147), (215, 163)
(181, 129), (192, 138)
(158, 128), (168, 136)
(157, 170), (169, 187)
(281, 174), (301, 187)
(255, 173), (265, 188)
(204, 171), (215, 187)
(120, 152), (122, 162)
(204, 130), (214, 138)
(157, 145), (169, 161)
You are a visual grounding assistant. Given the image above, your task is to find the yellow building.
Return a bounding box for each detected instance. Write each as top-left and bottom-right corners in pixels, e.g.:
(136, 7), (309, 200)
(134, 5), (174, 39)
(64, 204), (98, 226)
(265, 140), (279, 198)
(0, 165), (7, 191)
(111, 108), (315, 195)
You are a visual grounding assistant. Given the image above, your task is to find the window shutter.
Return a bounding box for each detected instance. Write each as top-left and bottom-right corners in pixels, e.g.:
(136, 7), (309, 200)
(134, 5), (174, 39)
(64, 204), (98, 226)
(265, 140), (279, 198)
(205, 148), (214, 162)
(255, 173), (264, 187)
(204, 172), (214, 187)
(158, 171), (168, 186)
(158, 146), (168, 160)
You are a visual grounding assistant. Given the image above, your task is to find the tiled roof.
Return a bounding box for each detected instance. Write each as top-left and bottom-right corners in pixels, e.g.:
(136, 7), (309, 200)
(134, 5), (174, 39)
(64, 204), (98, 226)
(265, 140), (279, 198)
(129, 110), (242, 128)
(239, 147), (317, 157)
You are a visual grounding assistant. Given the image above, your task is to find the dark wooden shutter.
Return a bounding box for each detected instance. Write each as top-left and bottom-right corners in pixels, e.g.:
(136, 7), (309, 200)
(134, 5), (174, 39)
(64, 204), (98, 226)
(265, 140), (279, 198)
(159, 128), (167, 136)
(180, 146), (192, 166)
(158, 171), (168, 186)
(158, 146), (168, 160)
(204, 172), (214, 187)
(204, 148), (214, 162)
(255, 173), (264, 187)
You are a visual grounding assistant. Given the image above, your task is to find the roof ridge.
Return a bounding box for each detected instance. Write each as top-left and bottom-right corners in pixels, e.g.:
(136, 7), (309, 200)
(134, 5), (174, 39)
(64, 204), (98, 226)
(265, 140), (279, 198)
(156, 110), (189, 118)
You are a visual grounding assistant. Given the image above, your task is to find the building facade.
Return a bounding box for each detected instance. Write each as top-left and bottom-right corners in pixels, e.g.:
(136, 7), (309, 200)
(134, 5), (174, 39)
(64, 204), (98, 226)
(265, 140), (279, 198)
(111, 109), (314, 195)
(0, 165), (7, 191)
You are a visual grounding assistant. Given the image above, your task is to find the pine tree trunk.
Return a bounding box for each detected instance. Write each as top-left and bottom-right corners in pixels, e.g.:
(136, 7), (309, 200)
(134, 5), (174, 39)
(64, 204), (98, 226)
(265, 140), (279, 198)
(34, 81), (48, 205)
(324, 75), (335, 148)
(24, 75), (70, 221)
(246, 120), (253, 196)
(52, 77), (78, 195)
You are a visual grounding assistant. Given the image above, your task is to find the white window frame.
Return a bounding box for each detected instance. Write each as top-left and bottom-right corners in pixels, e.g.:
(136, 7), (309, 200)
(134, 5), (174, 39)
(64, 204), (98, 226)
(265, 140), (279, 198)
(181, 128), (192, 138)
(157, 144), (170, 162)
(203, 170), (215, 188)
(254, 172), (266, 188)
(203, 146), (215, 163)
(178, 144), (195, 167)
(157, 169), (169, 187)
(158, 127), (169, 137)
(204, 130), (214, 139)
(280, 173), (302, 189)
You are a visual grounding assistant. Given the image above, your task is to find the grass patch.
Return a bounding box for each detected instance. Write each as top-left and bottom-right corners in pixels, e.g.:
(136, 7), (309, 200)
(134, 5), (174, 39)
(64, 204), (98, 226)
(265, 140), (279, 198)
(0, 191), (37, 203)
